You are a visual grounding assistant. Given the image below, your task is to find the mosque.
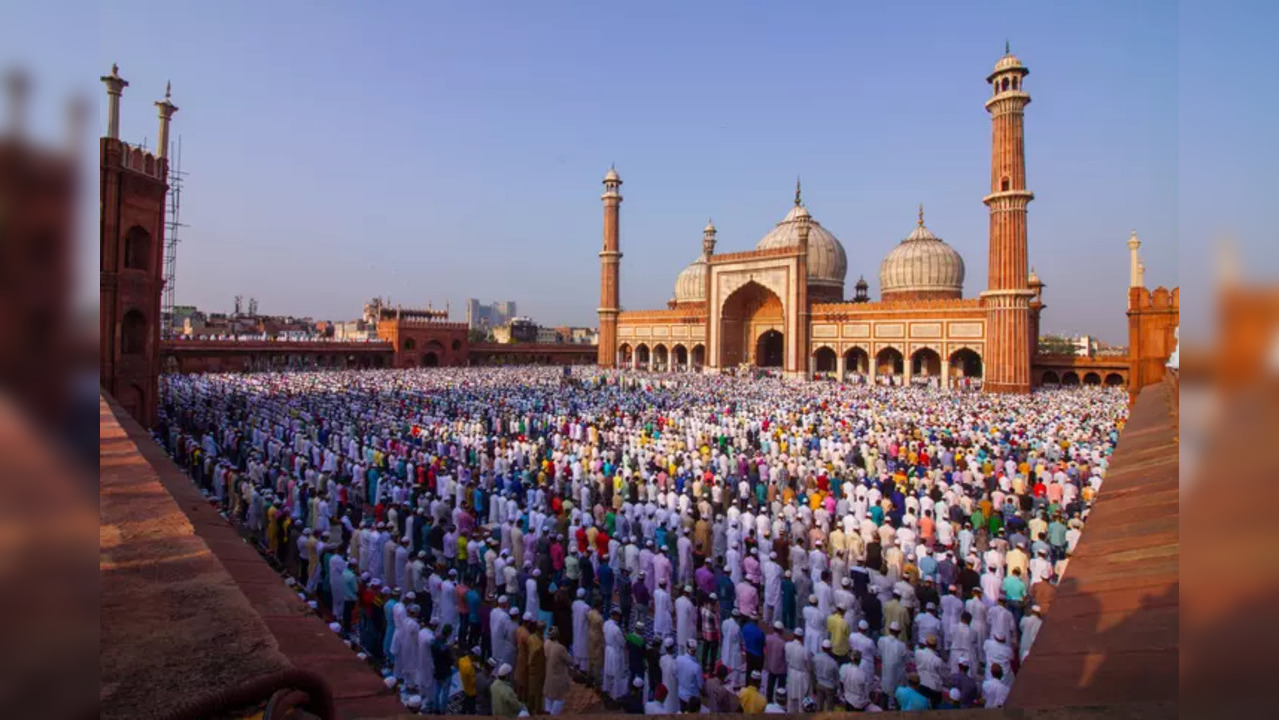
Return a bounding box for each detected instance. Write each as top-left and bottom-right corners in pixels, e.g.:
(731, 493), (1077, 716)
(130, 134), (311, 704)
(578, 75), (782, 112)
(596, 48), (1046, 393)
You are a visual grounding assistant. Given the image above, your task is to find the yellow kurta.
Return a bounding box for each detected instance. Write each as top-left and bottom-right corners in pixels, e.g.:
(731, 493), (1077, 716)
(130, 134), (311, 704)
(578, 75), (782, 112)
(526, 632), (546, 713)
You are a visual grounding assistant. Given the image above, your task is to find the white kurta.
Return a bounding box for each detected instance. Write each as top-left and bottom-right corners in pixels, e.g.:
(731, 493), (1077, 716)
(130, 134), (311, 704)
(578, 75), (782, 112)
(1019, 614), (1043, 662)
(490, 611), (512, 668)
(571, 600), (591, 668)
(720, 618), (744, 688)
(416, 627), (435, 698)
(659, 653), (680, 713)
(653, 587), (672, 638)
(803, 605), (826, 654)
(877, 634), (909, 696)
(784, 639), (812, 713)
(603, 619), (628, 699)
(675, 596), (696, 649)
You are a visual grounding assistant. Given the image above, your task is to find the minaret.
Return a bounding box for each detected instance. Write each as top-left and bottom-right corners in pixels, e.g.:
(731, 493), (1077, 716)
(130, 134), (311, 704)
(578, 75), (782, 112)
(155, 81), (178, 159)
(1127, 230), (1142, 287)
(1028, 267), (1046, 363)
(702, 219), (717, 258)
(981, 45), (1035, 394)
(793, 190), (811, 378)
(597, 166), (623, 367)
(100, 63), (128, 139)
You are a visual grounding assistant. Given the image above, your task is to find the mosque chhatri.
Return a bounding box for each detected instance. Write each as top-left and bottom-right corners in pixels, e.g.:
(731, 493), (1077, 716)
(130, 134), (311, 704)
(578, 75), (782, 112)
(595, 48), (1046, 392)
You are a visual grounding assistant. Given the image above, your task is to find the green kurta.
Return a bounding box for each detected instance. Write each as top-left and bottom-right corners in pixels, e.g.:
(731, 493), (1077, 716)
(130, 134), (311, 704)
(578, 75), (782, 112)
(491, 678), (522, 717)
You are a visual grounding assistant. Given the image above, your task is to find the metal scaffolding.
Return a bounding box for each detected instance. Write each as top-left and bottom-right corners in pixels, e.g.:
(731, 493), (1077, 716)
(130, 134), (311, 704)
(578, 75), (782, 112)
(161, 135), (187, 338)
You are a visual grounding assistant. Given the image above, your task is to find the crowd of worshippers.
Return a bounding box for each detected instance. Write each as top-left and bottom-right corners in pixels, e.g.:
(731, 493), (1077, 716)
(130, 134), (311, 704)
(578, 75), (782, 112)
(156, 366), (1127, 713)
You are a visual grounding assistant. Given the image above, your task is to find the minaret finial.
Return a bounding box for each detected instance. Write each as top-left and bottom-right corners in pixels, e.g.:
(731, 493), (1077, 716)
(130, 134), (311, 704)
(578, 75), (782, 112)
(112, 63), (119, 76)
(794, 176), (802, 207)
(1005, 39), (1010, 55)
(918, 203), (925, 227)
(165, 80), (171, 99)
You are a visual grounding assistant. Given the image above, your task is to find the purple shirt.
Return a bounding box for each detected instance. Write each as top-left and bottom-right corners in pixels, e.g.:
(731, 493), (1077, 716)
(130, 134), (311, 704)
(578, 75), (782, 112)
(735, 582), (759, 619)
(764, 633), (786, 674)
(695, 565), (716, 596)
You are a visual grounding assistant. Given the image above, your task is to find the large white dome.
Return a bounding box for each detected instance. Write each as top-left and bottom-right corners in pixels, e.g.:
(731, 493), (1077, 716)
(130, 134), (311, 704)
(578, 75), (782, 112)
(878, 212), (965, 299)
(754, 204), (848, 293)
(673, 259), (707, 302)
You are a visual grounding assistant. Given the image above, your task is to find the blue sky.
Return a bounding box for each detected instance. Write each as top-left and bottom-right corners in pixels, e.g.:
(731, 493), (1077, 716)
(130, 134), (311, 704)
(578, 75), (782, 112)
(12, 1), (1275, 343)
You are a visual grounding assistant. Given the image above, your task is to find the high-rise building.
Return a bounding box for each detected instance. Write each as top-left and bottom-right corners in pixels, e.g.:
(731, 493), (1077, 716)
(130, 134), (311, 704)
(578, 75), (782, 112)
(465, 299), (518, 330)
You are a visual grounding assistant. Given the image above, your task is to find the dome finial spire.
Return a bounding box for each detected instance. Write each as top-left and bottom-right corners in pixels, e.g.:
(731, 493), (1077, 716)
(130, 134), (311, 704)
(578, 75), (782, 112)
(1005, 39), (1011, 55)
(918, 203), (925, 227)
(794, 176), (802, 207)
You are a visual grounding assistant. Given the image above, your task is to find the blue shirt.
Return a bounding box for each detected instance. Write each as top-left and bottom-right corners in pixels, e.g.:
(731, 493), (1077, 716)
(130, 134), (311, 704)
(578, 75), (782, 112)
(742, 621), (765, 656)
(674, 653), (703, 700)
(1002, 575), (1027, 602)
(895, 685), (932, 711)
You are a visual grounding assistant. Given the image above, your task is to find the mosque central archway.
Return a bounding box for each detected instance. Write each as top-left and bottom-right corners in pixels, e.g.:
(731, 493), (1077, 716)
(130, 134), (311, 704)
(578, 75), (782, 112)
(717, 281), (785, 368)
(756, 331), (784, 368)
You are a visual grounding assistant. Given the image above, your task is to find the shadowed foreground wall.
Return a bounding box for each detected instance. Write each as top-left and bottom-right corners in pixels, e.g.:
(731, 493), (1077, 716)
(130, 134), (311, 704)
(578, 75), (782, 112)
(99, 394), (404, 720)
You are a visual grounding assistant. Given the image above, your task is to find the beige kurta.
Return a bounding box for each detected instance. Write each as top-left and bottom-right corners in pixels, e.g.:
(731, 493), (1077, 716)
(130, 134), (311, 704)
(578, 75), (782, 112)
(543, 638), (572, 701)
(588, 609), (605, 680)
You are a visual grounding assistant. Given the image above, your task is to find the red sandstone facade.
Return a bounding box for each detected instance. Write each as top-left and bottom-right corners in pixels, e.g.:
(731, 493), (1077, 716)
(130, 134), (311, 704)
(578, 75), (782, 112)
(982, 53), (1035, 393)
(596, 168), (622, 368)
(601, 51), (1046, 390)
(99, 65), (175, 426)
(373, 306), (469, 368)
(1127, 285), (1179, 394)
(0, 119), (76, 429)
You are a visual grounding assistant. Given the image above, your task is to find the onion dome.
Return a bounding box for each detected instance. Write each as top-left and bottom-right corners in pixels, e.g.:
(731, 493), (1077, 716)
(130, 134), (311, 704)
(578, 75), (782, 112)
(754, 180), (847, 294)
(673, 259), (708, 302)
(878, 205), (965, 300)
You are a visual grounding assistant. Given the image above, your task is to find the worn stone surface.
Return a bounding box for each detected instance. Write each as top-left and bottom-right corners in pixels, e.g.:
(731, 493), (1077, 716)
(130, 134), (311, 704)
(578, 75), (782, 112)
(101, 395), (291, 719)
(1007, 381), (1179, 709)
(100, 395), (405, 719)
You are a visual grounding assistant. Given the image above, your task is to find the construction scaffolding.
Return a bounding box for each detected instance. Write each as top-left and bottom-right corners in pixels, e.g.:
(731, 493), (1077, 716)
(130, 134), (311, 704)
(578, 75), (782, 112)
(161, 135), (187, 338)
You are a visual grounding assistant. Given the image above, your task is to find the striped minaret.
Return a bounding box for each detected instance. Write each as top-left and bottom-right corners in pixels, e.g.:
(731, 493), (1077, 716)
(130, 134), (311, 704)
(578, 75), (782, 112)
(981, 45), (1035, 394)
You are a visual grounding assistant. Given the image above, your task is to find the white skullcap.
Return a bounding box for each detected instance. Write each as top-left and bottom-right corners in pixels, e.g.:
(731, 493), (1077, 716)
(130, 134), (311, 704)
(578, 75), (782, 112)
(497, 663), (512, 677)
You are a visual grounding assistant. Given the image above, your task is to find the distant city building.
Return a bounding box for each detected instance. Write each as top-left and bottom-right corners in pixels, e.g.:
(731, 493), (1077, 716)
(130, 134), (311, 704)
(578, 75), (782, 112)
(466, 298), (517, 330)
(491, 317), (538, 344)
(1039, 333), (1101, 357)
(331, 319), (379, 341)
(552, 326), (599, 345)
(536, 326), (561, 344)
(176, 301), (318, 340)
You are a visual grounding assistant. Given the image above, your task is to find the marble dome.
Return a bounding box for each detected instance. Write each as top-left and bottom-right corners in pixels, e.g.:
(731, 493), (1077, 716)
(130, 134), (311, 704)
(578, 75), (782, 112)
(879, 209), (965, 300)
(754, 203), (848, 293)
(673, 258), (707, 302)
